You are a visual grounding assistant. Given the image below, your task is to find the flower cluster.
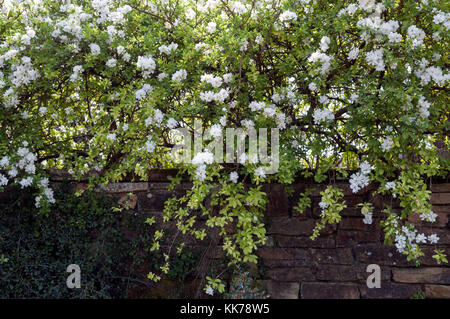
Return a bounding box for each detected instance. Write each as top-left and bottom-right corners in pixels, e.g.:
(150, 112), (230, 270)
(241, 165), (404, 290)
(349, 161), (371, 193)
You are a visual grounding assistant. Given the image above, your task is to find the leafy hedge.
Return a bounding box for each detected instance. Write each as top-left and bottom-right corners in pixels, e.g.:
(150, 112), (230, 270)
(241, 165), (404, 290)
(0, 182), (145, 298)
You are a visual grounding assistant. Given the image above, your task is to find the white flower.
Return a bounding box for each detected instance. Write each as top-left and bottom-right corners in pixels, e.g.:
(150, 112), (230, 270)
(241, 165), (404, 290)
(395, 234), (407, 253)
(89, 43), (101, 55)
(167, 118), (178, 129)
(366, 49), (385, 71)
(106, 58), (117, 68)
(192, 151), (214, 166)
(8, 167), (17, 178)
(419, 211), (437, 223)
(158, 42), (178, 54)
(117, 45), (125, 55)
(201, 74), (222, 88)
(407, 25), (426, 48)
(320, 36), (330, 52)
(381, 137), (394, 152)
(415, 233), (427, 244)
(279, 10), (297, 23)
(388, 32), (402, 43)
(19, 176), (33, 188)
(319, 201), (328, 209)
(229, 171), (239, 183)
(254, 167), (266, 179)
(428, 234), (439, 244)
(362, 212), (373, 225)
(206, 22), (216, 33)
(209, 124), (222, 138)
(0, 174), (8, 187)
(195, 164), (207, 181)
(359, 161), (372, 175)
(313, 108), (334, 124)
(136, 55), (156, 73)
(39, 107), (47, 115)
(385, 181), (396, 191)
(308, 51), (332, 74)
(35, 195), (42, 208)
(158, 72), (168, 81)
(349, 171), (370, 193)
(205, 286), (214, 296)
(223, 73), (233, 83)
(308, 82), (318, 92)
(106, 133), (116, 141)
(172, 69), (187, 82)
(153, 109), (164, 125)
(145, 139), (156, 152)
(358, 0), (376, 12)
(0, 156), (9, 167)
(185, 8), (196, 20)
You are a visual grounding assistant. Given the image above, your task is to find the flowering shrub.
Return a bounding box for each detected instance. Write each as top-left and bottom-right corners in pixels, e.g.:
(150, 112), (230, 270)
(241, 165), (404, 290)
(0, 0), (448, 293)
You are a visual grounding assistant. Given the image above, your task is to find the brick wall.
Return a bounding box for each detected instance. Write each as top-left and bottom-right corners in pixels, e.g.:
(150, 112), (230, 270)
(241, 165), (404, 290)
(51, 170), (450, 299)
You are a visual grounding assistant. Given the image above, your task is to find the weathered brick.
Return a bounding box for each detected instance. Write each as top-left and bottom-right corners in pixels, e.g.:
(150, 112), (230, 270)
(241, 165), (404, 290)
(292, 249), (312, 266)
(276, 235), (335, 248)
(315, 265), (360, 281)
(407, 212), (448, 227)
(360, 282), (421, 299)
(431, 193), (450, 204)
(425, 284), (450, 298)
(315, 264), (391, 282)
(336, 230), (381, 247)
(310, 248), (354, 265)
(266, 267), (315, 282)
(268, 218), (316, 236)
(339, 218), (382, 231)
(147, 169), (180, 182)
(262, 259), (296, 268)
(430, 184), (450, 193)
(265, 280), (299, 299)
(301, 282), (360, 299)
(257, 247), (294, 260)
(339, 207), (386, 218)
(371, 194), (401, 209)
(266, 184), (289, 216)
(416, 227), (450, 245)
(100, 182), (148, 193)
(353, 244), (415, 266)
(392, 268), (450, 284)
(137, 190), (176, 211)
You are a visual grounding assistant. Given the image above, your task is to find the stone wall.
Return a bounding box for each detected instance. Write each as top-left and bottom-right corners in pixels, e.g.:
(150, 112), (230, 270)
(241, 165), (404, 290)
(52, 170), (450, 299)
